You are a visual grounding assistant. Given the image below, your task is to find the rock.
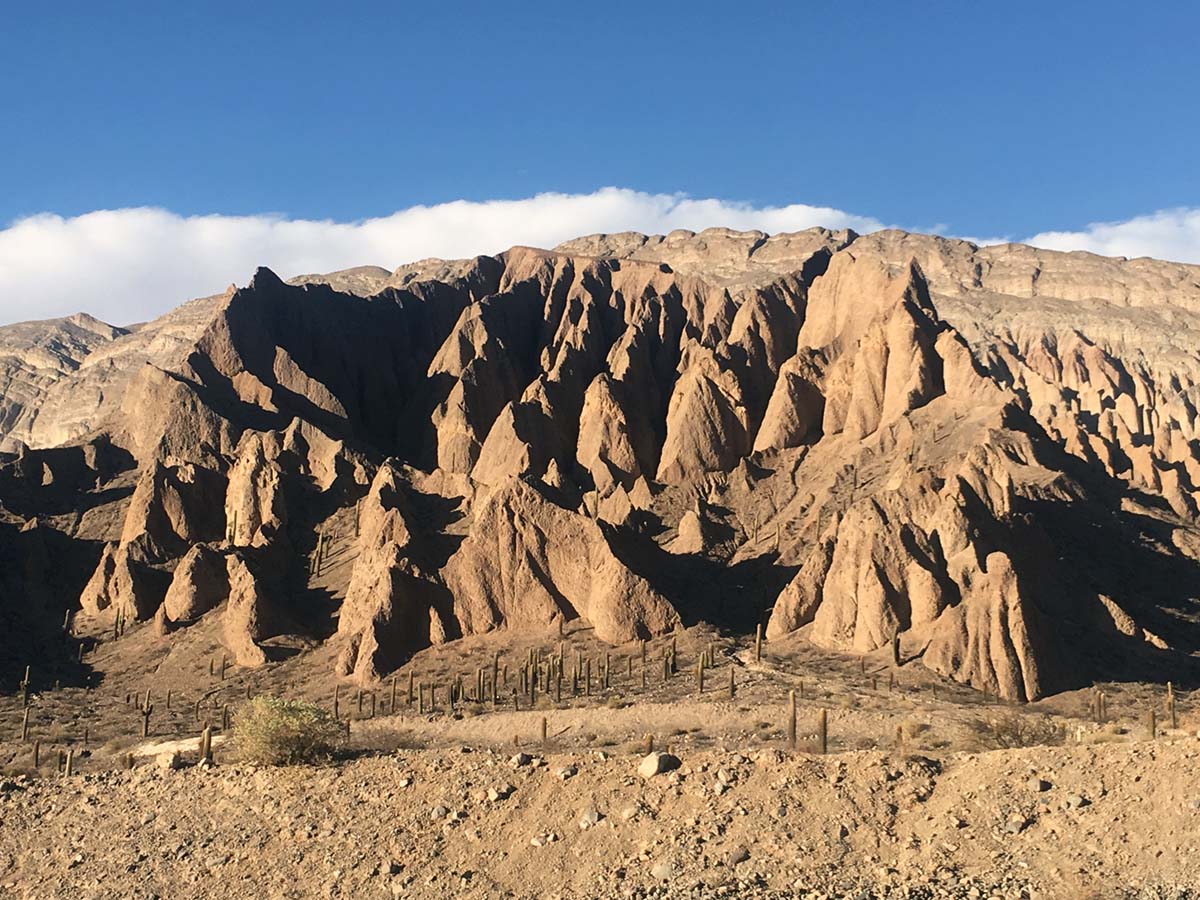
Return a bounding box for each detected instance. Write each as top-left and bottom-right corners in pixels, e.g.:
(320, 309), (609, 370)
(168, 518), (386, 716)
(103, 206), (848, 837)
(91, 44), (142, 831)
(556, 765), (578, 781)
(1027, 777), (1051, 793)
(1005, 814), (1030, 834)
(638, 752), (682, 779)
(156, 752), (181, 770)
(486, 785), (513, 802)
(727, 846), (750, 866)
(649, 862), (674, 881)
(79, 542), (164, 621)
(578, 806), (602, 830)
(431, 806), (449, 820)
(221, 554), (270, 667)
(1064, 794), (1089, 809)
(333, 461), (453, 683)
(510, 753), (532, 768)
(162, 544), (228, 623)
(4, 227), (1200, 710)
(445, 478), (681, 644)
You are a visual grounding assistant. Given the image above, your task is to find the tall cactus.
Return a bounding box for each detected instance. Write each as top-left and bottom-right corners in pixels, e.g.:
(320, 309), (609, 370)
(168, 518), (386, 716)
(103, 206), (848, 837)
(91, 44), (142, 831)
(140, 689), (155, 738)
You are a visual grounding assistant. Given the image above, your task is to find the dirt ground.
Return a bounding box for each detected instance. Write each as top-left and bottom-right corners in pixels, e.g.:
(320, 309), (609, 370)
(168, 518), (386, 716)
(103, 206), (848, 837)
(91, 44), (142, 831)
(0, 620), (1197, 898)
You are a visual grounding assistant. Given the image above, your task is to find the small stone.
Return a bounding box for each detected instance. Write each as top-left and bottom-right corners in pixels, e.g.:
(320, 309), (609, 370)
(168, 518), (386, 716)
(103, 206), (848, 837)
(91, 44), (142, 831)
(157, 752), (181, 770)
(1064, 794), (1089, 809)
(620, 805), (641, 822)
(487, 784), (514, 802)
(431, 806), (449, 820)
(511, 753), (532, 768)
(1026, 777), (1051, 793)
(717, 768), (736, 785)
(650, 862), (673, 881)
(1005, 813), (1029, 834)
(727, 846), (750, 866)
(578, 806), (602, 830)
(556, 765), (578, 781)
(638, 752), (682, 779)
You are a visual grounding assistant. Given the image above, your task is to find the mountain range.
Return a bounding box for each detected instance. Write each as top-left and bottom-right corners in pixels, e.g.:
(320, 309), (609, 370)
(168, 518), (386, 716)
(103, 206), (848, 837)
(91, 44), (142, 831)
(3, 226), (1199, 701)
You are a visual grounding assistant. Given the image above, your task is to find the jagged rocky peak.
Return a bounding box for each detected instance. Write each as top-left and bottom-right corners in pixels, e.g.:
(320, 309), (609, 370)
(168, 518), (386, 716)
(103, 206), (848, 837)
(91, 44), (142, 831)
(3, 226), (1200, 701)
(554, 226), (854, 286)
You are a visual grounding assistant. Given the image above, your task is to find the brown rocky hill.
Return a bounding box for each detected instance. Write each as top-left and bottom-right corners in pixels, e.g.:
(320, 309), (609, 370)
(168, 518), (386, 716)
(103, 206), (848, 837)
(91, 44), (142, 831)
(2, 227), (1199, 703)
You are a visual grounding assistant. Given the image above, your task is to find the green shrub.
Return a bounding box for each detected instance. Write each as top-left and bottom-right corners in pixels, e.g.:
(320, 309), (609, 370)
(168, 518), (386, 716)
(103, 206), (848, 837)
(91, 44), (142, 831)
(232, 696), (341, 765)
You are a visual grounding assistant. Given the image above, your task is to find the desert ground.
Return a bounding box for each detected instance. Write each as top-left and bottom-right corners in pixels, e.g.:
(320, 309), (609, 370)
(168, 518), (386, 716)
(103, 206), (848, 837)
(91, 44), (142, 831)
(6, 229), (1200, 898)
(1, 620), (1196, 900)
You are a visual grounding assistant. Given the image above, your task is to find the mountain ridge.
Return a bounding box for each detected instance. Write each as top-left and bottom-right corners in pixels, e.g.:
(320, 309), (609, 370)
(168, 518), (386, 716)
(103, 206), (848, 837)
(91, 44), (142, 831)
(2, 226), (1199, 704)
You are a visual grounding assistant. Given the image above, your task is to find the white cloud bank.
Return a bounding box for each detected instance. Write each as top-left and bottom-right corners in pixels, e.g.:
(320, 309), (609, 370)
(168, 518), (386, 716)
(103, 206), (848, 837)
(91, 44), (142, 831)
(1, 188), (1198, 328)
(1025, 207), (1200, 265)
(0, 188), (884, 326)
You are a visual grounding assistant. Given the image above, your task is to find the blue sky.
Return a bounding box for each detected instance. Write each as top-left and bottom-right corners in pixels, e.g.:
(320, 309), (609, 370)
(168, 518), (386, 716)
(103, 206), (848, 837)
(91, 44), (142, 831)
(1, 1), (1199, 324)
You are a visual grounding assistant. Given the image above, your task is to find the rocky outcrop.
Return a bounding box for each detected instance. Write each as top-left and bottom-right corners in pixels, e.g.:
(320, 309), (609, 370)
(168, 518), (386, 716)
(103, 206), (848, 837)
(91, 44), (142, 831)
(225, 432), (286, 548)
(335, 463), (449, 683)
(0, 313), (126, 452)
(0, 226), (1196, 700)
(923, 552), (1044, 702)
(78, 542), (165, 621)
(657, 343), (751, 483)
(445, 477), (681, 644)
(121, 462), (225, 558)
(222, 554), (270, 667)
(162, 544), (229, 622)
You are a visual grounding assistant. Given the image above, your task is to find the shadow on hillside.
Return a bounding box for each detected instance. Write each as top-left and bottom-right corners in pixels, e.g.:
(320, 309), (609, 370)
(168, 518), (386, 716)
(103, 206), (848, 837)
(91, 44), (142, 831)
(605, 520), (798, 633)
(0, 523), (107, 691)
(963, 409), (1200, 694)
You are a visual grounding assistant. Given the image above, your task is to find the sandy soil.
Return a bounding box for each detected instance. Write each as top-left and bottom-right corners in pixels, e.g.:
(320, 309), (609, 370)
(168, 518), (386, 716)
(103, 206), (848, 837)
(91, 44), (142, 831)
(0, 623), (1197, 899)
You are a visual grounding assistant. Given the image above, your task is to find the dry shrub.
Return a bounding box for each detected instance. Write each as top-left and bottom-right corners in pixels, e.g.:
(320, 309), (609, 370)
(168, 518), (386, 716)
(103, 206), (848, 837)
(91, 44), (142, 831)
(346, 724), (426, 754)
(231, 696), (341, 765)
(99, 736), (133, 755)
(964, 712), (1065, 751)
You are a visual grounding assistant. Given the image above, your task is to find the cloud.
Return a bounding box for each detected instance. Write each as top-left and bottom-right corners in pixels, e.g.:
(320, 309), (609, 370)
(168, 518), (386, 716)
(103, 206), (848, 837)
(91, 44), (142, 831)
(4, 190), (1198, 329)
(0, 188), (885, 326)
(1024, 207), (1200, 264)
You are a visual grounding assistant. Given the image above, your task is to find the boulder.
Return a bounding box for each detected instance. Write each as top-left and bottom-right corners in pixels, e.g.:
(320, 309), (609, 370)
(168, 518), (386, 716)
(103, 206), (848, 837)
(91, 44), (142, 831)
(638, 752), (681, 779)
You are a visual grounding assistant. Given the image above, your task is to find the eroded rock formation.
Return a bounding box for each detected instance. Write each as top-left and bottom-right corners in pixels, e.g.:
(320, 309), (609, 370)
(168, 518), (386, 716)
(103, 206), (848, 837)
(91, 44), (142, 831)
(3, 226), (1199, 698)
